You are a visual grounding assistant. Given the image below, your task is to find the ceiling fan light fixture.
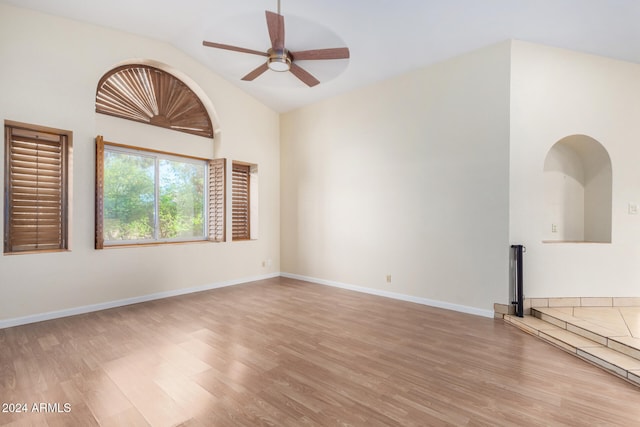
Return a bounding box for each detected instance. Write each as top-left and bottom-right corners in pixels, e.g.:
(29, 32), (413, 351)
(202, 2), (349, 87)
(267, 49), (291, 72)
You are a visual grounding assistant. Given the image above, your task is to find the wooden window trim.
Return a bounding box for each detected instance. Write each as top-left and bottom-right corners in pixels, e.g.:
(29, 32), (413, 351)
(4, 120), (72, 254)
(95, 136), (105, 249)
(96, 139), (211, 162)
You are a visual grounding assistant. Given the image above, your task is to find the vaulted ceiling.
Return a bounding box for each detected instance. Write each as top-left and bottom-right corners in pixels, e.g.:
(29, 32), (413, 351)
(3, 0), (640, 112)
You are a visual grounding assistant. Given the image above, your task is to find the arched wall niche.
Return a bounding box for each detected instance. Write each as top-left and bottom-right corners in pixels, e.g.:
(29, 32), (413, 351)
(543, 134), (612, 243)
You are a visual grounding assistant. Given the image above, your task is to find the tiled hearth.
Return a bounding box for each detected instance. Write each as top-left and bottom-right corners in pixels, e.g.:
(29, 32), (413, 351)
(500, 298), (640, 387)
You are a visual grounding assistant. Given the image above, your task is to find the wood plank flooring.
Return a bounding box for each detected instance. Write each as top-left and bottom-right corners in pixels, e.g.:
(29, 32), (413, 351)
(1, 276), (640, 426)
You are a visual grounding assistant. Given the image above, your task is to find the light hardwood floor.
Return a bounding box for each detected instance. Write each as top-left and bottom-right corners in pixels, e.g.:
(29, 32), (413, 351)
(1, 277), (639, 426)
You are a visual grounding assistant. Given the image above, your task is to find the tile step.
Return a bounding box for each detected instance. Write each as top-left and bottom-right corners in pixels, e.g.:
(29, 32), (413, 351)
(504, 314), (640, 387)
(532, 307), (640, 362)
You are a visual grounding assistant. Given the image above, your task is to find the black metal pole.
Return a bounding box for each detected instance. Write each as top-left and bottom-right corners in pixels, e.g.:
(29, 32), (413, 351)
(511, 244), (524, 317)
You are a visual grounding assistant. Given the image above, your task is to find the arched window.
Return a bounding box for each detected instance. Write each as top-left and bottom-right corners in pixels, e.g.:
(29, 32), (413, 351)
(96, 64), (213, 138)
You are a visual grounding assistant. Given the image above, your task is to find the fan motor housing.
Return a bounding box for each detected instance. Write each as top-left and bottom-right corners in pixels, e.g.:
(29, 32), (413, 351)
(267, 48), (291, 71)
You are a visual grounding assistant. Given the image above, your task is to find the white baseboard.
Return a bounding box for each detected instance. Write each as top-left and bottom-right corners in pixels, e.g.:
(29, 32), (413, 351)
(1, 272), (494, 329)
(0, 273), (280, 329)
(281, 272), (495, 318)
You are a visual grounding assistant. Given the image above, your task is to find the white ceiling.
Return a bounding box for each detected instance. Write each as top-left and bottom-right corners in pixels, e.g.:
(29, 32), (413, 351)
(3, 0), (640, 112)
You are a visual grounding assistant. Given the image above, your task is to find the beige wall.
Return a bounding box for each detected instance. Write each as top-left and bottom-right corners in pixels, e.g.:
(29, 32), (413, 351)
(0, 4), (280, 324)
(281, 42), (512, 314)
(6, 4), (636, 325)
(510, 40), (640, 297)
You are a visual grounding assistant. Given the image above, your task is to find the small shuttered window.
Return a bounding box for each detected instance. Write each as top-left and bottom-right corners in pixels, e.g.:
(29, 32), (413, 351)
(4, 122), (71, 254)
(232, 163), (250, 240)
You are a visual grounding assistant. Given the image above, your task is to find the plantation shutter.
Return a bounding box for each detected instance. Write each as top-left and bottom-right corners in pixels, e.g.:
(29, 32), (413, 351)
(96, 65), (214, 138)
(5, 125), (68, 253)
(208, 158), (226, 242)
(232, 163), (250, 240)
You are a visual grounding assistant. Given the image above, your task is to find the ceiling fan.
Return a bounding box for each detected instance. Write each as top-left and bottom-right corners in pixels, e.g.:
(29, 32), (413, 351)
(202, 0), (350, 87)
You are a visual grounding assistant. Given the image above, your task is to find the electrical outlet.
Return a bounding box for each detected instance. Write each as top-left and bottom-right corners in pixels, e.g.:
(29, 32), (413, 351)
(551, 224), (558, 233)
(629, 203), (638, 215)
(386, 274), (392, 283)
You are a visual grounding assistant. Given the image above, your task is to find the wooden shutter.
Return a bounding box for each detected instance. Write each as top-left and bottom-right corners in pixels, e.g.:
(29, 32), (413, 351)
(4, 124), (69, 253)
(232, 163), (250, 240)
(96, 65), (214, 138)
(95, 136), (105, 249)
(208, 158), (226, 242)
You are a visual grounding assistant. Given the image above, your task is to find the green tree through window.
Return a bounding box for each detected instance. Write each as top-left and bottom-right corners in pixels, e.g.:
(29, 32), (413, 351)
(104, 151), (155, 240)
(159, 159), (205, 239)
(103, 146), (205, 243)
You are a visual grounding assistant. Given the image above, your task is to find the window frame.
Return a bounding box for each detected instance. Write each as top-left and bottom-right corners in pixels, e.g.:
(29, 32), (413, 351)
(4, 120), (72, 255)
(95, 136), (225, 248)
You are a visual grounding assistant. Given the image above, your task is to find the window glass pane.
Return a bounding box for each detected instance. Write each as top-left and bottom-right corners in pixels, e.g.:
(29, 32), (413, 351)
(159, 159), (205, 239)
(104, 150), (155, 241)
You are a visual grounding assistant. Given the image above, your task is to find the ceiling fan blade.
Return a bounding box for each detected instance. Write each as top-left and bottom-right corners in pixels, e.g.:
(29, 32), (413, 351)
(291, 47), (350, 61)
(265, 11), (285, 50)
(289, 63), (320, 87)
(203, 41), (269, 57)
(241, 63), (269, 81)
